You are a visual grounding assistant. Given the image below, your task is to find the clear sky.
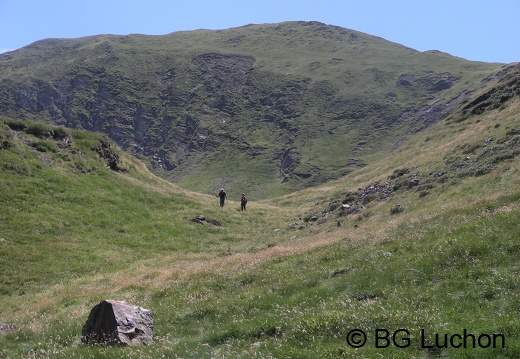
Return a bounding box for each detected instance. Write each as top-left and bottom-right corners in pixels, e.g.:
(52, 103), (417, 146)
(1, 0), (519, 63)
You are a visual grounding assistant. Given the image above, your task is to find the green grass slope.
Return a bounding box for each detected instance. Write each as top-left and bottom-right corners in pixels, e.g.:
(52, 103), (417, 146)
(0, 21), (508, 198)
(0, 64), (519, 358)
(0, 118), (293, 294)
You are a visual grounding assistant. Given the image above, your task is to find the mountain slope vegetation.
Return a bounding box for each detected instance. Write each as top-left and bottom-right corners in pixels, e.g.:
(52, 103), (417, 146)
(0, 59), (519, 358)
(0, 21), (509, 198)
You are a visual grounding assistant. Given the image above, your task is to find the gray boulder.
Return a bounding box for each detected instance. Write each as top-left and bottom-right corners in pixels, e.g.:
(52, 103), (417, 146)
(81, 300), (153, 346)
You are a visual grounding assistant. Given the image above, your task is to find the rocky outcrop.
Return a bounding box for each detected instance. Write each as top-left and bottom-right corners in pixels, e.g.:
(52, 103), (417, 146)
(462, 63), (520, 115)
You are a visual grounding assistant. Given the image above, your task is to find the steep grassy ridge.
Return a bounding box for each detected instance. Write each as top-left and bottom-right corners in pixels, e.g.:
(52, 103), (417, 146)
(0, 63), (519, 357)
(0, 21), (507, 198)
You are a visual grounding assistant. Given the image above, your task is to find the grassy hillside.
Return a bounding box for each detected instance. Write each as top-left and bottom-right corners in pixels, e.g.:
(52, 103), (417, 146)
(0, 21), (507, 198)
(1, 63), (519, 358)
(0, 118), (293, 293)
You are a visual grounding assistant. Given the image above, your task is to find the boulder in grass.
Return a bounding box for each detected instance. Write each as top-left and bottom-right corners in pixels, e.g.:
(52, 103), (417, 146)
(81, 300), (153, 346)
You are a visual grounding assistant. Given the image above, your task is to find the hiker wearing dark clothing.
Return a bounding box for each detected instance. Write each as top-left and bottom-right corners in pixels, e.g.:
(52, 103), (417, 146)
(241, 193), (248, 211)
(217, 188), (227, 207)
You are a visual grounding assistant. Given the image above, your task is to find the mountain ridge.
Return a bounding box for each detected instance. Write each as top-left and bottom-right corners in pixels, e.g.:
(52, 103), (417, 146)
(0, 21), (510, 198)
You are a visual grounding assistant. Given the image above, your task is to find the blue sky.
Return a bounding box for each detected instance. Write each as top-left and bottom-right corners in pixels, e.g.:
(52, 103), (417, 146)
(1, 0), (519, 63)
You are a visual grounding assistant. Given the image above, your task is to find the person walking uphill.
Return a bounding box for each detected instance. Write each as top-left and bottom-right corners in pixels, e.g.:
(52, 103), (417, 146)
(217, 188), (227, 208)
(241, 193), (248, 211)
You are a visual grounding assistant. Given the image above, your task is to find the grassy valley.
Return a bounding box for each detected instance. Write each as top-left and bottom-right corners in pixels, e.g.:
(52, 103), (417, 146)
(1, 60), (519, 357)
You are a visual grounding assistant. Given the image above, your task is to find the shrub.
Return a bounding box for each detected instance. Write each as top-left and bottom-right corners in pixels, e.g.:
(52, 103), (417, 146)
(52, 126), (69, 140)
(32, 140), (58, 153)
(392, 178), (409, 191)
(390, 203), (404, 215)
(0, 128), (15, 150)
(1, 139), (14, 149)
(338, 204), (363, 217)
(328, 200), (342, 211)
(25, 123), (52, 138)
(361, 193), (377, 204)
(342, 191), (358, 204)
(389, 167), (410, 179)
(460, 142), (481, 154)
(3, 118), (27, 131)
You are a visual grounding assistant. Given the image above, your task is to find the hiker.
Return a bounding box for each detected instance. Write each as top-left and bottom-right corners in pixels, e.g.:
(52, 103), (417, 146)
(241, 193), (248, 211)
(217, 188), (227, 207)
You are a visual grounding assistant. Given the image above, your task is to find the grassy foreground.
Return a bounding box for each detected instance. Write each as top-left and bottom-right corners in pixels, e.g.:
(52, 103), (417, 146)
(1, 99), (519, 359)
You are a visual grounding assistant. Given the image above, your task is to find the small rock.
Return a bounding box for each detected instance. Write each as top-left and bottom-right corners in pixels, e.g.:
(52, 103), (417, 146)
(329, 268), (351, 278)
(0, 323), (17, 335)
(207, 218), (223, 227)
(192, 215), (206, 224)
(354, 294), (382, 301)
(407, 179), (420, 189)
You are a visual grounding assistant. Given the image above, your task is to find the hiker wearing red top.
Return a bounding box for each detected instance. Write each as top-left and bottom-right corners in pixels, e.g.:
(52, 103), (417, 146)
(241, 193), (248, 211)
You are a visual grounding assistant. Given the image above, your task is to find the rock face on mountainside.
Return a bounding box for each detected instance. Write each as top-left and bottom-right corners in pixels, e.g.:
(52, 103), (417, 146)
(81, 300), (153, 346)
(0, 21), (509, 198)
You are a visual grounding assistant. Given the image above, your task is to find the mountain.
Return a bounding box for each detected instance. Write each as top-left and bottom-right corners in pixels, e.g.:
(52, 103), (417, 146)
(0, 58), (519, 357)
(0, 21), (511, 198)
